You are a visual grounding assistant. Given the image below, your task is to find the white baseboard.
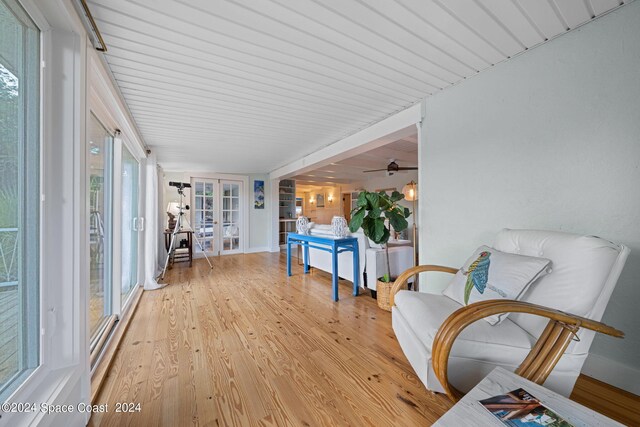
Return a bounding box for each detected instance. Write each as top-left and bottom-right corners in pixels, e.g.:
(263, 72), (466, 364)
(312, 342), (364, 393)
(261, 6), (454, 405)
(270, 245), (281, 252)
(245, 246), (270, 254)
(581, 353), (640, 395)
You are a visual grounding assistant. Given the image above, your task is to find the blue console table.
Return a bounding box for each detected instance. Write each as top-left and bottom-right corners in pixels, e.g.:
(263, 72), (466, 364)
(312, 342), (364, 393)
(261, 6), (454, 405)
(286, 232), (360, 302)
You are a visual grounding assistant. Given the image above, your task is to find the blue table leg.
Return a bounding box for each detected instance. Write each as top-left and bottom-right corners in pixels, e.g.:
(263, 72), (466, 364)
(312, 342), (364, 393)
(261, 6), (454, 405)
(352, 243), (360, 296)
(304, 243), (310, 274)
(332, 242), (339, 302)
(286, 238), (292, 277)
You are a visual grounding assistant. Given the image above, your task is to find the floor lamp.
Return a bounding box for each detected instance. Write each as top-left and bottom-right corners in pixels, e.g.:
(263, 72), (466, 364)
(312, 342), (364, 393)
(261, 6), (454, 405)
(402, 181), (418, 290)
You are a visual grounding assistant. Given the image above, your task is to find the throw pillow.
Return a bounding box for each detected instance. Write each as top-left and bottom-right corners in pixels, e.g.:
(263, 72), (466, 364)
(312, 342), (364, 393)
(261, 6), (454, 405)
(442, 246), (551, 325)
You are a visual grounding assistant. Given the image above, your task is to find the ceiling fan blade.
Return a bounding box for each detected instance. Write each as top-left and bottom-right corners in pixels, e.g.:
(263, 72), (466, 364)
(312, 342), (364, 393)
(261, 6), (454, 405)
(396, 167), (418, 170)
(363, 169), (388, 173)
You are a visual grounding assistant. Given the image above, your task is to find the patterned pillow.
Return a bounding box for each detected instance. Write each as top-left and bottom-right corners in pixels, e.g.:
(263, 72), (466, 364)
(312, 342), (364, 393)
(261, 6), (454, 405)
(442, 246), (551, 325)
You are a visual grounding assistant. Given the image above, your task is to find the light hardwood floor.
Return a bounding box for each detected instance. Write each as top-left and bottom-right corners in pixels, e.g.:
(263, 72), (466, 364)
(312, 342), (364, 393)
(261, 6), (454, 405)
(90, 253), (639, 426)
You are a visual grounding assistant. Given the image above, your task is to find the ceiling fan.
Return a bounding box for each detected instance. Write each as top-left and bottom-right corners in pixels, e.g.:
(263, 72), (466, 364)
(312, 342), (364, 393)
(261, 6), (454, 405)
(363, 159), (418, 175)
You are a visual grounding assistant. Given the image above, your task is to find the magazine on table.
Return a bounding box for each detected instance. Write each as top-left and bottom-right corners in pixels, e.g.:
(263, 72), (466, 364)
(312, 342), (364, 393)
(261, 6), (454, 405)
(479, 388), (574, 427)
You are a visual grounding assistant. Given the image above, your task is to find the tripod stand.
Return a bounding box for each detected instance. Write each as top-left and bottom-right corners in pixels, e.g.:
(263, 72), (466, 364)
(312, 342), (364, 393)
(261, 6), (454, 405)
(161, 186), (213, 279)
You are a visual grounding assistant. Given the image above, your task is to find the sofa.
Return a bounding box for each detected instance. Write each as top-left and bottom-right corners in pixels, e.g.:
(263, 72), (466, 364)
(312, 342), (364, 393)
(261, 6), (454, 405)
(304, 224), (414, 294)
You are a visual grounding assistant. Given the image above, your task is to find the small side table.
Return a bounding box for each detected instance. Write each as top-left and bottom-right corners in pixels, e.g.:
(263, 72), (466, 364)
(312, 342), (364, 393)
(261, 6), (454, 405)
(434, 367), (622, 426)
(286, 232), (360, 302)
(164, 229), (193, 267)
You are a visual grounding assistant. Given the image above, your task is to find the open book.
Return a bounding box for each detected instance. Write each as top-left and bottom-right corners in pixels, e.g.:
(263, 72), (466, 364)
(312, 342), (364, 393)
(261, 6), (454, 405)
(479, 388), (574, 426)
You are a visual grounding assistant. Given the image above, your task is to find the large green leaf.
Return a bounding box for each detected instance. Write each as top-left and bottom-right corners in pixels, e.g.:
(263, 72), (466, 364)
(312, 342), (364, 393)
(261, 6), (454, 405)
(372, 217), (386, 242)
(390, 190), (405, 202)
(351, 204), (365, 216)
(365, 192), (380, 209)
(377, 194), (391, 209)
(356, 191), (367, 207)
(361, 216), (374, 239)
(381, 227), (391, 245)
(386, 210), (409, 233)
(349, 208), (365, 232)
(367, 207), (381, 220)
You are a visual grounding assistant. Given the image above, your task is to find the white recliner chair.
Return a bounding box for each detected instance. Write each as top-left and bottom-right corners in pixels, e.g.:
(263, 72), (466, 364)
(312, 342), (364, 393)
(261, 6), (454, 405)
(390, 229), (629, 399)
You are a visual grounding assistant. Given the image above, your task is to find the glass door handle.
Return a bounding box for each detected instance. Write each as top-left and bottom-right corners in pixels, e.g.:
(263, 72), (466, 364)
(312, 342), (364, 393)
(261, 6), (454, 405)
(133, 217), (138, 231)
(139, 217), (145, 231)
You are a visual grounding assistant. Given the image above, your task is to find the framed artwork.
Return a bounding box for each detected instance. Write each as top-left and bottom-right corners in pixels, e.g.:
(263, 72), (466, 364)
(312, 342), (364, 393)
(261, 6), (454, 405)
(254, 180), (265, 209)
(316, 193), (325, 208)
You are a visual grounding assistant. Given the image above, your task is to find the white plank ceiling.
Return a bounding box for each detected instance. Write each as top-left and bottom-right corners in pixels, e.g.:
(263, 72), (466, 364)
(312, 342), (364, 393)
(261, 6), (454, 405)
(293, 134), (418, 186)
(88, 0), (627, 173)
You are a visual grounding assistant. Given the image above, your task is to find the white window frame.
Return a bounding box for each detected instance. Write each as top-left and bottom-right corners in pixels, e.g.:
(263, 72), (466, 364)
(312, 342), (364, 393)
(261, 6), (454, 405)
(3, 1), (89, 426)
(0, 0), (42, 402)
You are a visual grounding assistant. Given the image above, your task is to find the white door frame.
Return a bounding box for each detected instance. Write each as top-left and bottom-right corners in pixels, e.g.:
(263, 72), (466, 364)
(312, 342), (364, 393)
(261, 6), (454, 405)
(188, 173), (249, 256)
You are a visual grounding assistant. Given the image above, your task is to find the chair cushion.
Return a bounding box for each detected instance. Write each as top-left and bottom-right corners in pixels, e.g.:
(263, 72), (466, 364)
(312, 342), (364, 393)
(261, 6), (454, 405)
(394, 291), (536, 365)
(442, 246), (551, 325)
(493, 229), (624, 343)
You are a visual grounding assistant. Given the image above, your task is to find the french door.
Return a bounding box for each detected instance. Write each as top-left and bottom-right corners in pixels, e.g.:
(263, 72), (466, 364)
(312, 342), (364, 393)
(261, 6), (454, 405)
(191, 178), (244, 256)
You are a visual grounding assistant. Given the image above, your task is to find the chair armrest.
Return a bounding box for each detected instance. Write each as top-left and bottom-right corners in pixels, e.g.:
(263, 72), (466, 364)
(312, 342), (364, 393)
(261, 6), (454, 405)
(389, 265), (458, 307)
(431, 299), (624, 402)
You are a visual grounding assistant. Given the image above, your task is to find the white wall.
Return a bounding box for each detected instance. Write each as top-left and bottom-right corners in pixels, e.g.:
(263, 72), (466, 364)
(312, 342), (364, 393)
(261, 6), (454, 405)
(419, 3), (640, 393)
(248, 174), (271, 251)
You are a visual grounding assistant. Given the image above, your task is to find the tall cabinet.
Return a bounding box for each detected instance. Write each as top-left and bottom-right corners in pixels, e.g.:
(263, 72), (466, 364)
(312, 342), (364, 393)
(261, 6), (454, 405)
(279, 179), (296, 245)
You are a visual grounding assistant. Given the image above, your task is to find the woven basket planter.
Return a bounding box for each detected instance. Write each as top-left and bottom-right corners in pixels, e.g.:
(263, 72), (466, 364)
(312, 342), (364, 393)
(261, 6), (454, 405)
(376, 278), (404, 311)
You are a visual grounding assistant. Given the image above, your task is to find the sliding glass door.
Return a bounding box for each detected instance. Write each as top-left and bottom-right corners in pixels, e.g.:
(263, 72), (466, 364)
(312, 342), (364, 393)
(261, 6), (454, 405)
(88, 120), (145, 364)
(88, 113), (113, 339)
(120, 146), (139, 304)
(0, 0), (40, 399)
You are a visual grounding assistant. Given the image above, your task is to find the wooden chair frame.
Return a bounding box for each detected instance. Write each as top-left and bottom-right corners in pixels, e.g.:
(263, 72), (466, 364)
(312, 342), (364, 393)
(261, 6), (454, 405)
(390, 265), (624, 402)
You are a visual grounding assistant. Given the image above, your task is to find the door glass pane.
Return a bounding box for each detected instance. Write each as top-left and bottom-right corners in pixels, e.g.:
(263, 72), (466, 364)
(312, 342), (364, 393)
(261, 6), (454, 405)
(221, 182), (241, 254)
(121, 147), (138, 301)
(88, 114), (112, 338)
(0, 0), (40, 398)
(193, 180), (215, 255)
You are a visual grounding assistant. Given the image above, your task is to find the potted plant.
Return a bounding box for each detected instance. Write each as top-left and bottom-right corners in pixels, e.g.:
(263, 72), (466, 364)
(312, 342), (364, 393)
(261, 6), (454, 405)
(349, 190), (411, 310)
